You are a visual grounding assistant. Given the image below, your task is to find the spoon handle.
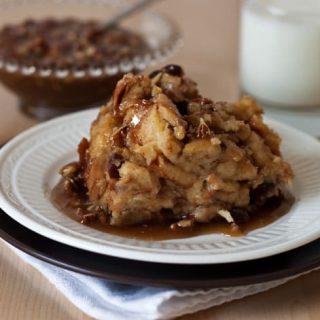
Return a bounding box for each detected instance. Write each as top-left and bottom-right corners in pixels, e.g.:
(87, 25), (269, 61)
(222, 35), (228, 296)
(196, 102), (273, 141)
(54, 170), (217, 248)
(105, 0), (162, 28)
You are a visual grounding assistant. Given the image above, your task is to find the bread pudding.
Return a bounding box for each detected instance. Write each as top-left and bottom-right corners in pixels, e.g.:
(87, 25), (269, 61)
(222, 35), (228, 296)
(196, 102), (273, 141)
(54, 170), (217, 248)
(58, 65), (293, 229)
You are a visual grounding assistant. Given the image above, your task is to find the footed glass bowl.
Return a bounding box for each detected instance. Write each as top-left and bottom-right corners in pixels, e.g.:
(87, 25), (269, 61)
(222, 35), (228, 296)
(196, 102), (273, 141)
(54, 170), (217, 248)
(0, 0), (181, 120)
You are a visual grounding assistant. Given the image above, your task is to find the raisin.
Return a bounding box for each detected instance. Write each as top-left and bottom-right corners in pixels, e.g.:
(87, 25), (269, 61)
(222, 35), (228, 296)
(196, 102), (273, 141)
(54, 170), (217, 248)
(230, 208), (250, 224)
(251, 182), (275, 206)
(176, 100), (189, 116)
(163, 64), (184, 77)
(107, 163), (120, 179)
(107, 153), (124, 179)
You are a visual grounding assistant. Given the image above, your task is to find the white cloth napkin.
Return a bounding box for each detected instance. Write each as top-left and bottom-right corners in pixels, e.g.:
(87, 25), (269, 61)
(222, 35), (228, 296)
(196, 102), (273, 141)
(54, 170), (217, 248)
(5, 242), (319, 320)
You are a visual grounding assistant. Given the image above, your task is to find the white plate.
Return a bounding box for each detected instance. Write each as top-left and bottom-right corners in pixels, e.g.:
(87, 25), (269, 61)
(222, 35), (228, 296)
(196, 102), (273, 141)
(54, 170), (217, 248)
(0, 109), (320, 264)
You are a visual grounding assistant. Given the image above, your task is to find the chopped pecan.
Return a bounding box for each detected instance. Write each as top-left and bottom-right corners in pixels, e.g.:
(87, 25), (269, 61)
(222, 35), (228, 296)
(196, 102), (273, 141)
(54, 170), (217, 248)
(80, 213), (97, 224)
(196, 118), (211, 138)
(60, 162), (80, 179)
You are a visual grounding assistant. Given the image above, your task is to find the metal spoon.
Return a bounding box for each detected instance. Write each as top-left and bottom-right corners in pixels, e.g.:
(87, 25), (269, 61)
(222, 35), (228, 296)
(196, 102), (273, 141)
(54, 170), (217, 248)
(104, 0), (162, 28)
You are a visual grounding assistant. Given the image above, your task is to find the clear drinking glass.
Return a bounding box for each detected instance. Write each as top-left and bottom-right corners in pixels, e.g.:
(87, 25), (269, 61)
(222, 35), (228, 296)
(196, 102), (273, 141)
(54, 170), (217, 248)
(240, 0), (320, 110)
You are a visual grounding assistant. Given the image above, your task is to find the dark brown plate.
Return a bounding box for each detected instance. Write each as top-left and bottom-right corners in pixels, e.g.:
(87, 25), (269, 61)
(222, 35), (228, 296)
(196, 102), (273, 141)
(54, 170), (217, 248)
(1, 210), (319, 288)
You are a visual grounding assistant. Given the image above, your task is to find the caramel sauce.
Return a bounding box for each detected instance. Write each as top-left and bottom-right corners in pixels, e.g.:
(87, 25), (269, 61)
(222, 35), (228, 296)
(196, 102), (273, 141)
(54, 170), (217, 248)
(51, 180), (294, 241)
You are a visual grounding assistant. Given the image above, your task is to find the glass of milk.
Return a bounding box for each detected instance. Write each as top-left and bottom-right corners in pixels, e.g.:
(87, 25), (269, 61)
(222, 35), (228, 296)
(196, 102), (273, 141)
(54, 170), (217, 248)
(240, 0), (320, 109)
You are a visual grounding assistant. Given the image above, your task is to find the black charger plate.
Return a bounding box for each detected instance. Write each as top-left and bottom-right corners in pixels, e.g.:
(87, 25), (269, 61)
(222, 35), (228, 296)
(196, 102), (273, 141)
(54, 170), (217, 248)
(1, 210), (319, 288)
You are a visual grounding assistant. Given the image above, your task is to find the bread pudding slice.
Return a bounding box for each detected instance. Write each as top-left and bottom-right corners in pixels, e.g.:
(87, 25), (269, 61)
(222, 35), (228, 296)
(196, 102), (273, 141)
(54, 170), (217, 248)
(60, 65), (293, 227)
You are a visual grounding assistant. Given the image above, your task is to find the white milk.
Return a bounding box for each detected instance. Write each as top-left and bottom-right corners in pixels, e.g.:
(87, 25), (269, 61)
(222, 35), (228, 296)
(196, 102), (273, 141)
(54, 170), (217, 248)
(240, 0), (320, 108)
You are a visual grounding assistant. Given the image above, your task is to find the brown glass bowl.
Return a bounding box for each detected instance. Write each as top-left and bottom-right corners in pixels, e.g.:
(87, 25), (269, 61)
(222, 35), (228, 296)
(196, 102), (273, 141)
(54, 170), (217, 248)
(0, 0), (181, 120)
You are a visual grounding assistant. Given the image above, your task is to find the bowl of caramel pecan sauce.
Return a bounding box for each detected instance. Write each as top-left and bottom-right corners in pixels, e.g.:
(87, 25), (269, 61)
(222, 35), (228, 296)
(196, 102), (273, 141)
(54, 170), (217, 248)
(0, 0), (180, 120)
